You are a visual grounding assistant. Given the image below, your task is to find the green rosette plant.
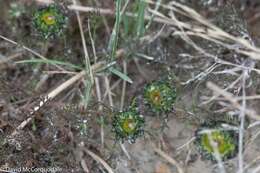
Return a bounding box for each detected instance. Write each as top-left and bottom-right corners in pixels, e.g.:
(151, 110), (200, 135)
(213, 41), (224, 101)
(33, 5), (67, 39)
(195, 122), (239, 161)
(112, 108), (145, 143)
(144, 80), (177, 113)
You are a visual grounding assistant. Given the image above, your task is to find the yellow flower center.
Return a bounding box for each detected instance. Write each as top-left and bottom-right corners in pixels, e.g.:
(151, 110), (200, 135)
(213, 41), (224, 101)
(42, 12), (56, 25)
(122, 118), (136, 134)
(149, 89), (162, 106)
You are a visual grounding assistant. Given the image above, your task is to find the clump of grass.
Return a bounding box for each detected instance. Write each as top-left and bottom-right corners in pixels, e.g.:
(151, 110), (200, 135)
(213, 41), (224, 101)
(135, 0), (146, 37)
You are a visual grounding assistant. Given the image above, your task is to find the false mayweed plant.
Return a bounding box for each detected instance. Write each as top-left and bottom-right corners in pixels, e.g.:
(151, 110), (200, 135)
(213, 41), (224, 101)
(144, 80), (177, 113)
(33, 5), (67, 39)
(112, 107), (145, 144)
(9, 2), (25, 19)
(195, 121), (239, 162)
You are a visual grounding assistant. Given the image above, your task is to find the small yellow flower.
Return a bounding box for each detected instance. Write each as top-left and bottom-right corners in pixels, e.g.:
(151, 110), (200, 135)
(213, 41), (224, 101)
(122, 118), (136, 134)
(148, 87), (162, 107)
(41, 12), (56, 25)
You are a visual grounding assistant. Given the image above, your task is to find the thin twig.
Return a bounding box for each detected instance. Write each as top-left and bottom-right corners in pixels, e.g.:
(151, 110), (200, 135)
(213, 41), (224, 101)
(176, 137), (196, 151)
(120, 60), (127, 111)
(153, 146), (184, 173)
(104, 76), (114, 107)
(238, 72), (247, 173)
(82, 147), (115, 173)
(120, 143), (131, 160)
(244, 155), (260, 171)
(206, 82), (260, 121)
(87, 16), (104, 148)
(0, 52), (23, 65)
(251, 165), (260, 173)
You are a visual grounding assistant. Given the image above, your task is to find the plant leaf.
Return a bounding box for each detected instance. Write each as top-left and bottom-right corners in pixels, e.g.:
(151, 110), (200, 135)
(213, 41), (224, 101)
(109, 67), (133, 84)
(16, 59), (83, 70)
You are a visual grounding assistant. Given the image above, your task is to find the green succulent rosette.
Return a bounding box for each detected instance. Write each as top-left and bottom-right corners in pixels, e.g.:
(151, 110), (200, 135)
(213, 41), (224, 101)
(112, 109), (145, 143)
(195, 122), (238, 161)
(33, 5), (67, 39)
(144, 80), (177, 113)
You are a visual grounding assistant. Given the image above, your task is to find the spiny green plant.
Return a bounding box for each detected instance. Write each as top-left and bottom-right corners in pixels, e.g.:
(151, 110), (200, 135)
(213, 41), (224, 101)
(33, 5), (67, 39)
(112, 107), (145, 144)
(9, 2), (25, 19)
(144, 80), (177, 113)
(194, 121), (239, 162)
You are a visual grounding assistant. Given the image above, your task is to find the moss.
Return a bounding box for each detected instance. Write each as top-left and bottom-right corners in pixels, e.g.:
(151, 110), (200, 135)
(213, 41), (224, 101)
(144, 80), (177, 113)
(195, 122), (238, 161)
(112, 109), (145, 143)
(33, 5), (67, 39)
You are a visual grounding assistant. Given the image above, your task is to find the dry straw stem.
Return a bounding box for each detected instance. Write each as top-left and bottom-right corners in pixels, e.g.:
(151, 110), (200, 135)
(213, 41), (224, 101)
(201, 75), (244, 105)
(206, 82), (260, 121)
(145, 0), (260, 61)
(0, 52), (23, 67)
(244, 155), (260, 171)
(72, 0), (94, 84)
(120, 60), (127, 111)
(104, 76), (114, 107)
(81, 147), (115, 173)
(251, 165), (260, 173)
(87, 15), (105, 147)
(153, 146), (184, 173)
(176, 137), (196, 151)
(238, 72), (247, 173)
(80, 159), (90, 173)
(214, 95), (260, 101)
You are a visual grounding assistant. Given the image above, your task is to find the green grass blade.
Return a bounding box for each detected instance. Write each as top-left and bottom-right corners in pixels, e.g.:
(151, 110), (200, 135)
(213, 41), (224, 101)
(136, 0), (146, 37)
(122, 13), (129, 36)
(16, 59), (83, 70)
(82, 80), (92, 106)
(107, 0), (122, 60)
(109, 67), (133, 84)
(95, 61), (117, 73)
